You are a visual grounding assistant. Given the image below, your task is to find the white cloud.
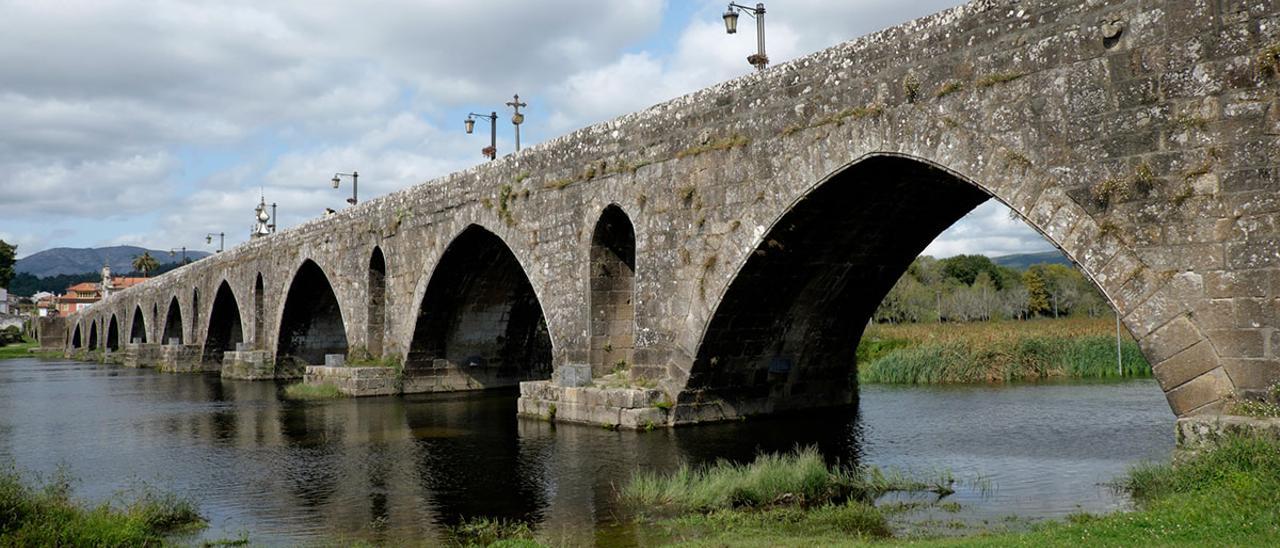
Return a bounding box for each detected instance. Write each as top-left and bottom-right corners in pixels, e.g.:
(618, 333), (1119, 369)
(2, 0), (1049, 261)
(924, 200), (1055, 258)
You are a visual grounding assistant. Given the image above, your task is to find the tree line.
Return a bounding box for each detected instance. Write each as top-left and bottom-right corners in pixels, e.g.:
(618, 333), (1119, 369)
(874, 254), (1110, 324)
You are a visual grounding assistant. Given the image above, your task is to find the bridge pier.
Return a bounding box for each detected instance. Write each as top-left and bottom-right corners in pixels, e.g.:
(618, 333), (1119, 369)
(518, 381), (670, 430)
(156, 345), (208, 373)
(305, 365), (400, 397)
(220, 349), (276, 380)
(122, 343), (162, 368)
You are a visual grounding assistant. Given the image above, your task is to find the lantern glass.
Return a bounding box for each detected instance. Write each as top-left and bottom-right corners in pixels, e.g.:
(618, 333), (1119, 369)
(464, 118), (475, 134)
(331, 176), (340, 189)
(723, 9), (738, 34)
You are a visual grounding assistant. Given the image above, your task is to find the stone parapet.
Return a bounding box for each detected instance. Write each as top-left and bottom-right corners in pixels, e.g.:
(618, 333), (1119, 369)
(518, 380), (670, 429)
(221, 350), (276, 380)
(305, 366), (399, 397)
(156, 345), (209, 373)
(122, 343), (162, 368)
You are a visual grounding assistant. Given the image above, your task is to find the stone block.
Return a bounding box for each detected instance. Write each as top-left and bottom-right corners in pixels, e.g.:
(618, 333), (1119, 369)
(1140, 315), (1202, 364)
(157, 345), (205, 373)
(221, 350), (276, 380)
(554, 363), (592, 387)
(1153, 340), (1220, 390)
(1165, 367), (1233, 415)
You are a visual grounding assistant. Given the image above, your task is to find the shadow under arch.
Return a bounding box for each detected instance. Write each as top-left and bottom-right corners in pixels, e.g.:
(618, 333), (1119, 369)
(130, 305), (147, 344)
(106, 314), (120, 352)
(276, 259), (348, 368)
(88, 321), (98, 351)
(71, 324), (82, 349)
(204, 281), (245, 365)
(368, 246), (387, 358)
(162, 296), (184, 345)
(679, 154), (1124, 421)
(405, 224), (552, 390)
(589, 204), (637, 377)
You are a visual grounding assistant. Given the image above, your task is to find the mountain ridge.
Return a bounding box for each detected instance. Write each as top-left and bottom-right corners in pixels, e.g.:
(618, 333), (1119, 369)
(15, 246), (212, 277)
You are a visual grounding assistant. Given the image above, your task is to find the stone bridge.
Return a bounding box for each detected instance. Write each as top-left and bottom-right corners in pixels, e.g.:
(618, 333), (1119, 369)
(57, 0), (1280, 428)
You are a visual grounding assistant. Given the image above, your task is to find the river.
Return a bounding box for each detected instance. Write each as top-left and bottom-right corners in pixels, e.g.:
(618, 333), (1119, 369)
(0, 357), (1174, 545)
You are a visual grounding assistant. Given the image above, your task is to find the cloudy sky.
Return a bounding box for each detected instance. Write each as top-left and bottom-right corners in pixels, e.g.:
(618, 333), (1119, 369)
(0, 0), (1052, 260)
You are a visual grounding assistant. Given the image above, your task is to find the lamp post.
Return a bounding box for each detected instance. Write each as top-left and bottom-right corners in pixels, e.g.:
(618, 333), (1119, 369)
(506, 94), (527, 151)
(206, 232), (224, 253)
(723, 2), (768, 71)
(169, 247), (188, 264)
(465, 111), (498, 160)
(270, 203), (278, 233)
(331, 171), (358, 205)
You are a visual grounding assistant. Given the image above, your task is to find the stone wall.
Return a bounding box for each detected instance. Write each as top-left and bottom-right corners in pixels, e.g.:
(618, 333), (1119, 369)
(60, 0), (1280, 425)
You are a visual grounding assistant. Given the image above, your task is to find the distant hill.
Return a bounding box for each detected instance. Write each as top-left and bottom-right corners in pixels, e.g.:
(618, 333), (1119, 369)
(15, 246), (211, 277)
(991, 250), (1072, 270)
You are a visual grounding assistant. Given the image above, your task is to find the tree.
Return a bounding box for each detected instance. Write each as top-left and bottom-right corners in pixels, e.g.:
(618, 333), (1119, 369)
(1023, 267), (1051, 316)
(0, 239), (15, 288)
(131, 252), (160, 277)
(939, 254), (1006, 289)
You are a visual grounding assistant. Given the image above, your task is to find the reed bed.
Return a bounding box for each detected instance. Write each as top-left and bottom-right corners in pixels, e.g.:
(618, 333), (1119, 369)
(858, 317), (1150, 384)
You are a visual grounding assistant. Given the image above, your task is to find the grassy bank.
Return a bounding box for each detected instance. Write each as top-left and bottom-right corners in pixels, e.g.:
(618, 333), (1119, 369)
(858, 317), (1150, 384)
(0, 340), (38, 360)
(283, 381), (345, 400)
(620, 447), (955, 545)
(0, 466), (204, 545)
(618, 435), (1280, 547)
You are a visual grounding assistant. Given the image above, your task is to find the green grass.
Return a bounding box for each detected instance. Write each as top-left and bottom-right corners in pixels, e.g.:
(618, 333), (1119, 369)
(283, 382), (345, 400)
(0, 340), (38, 359)
(0, 465), (204, 545)
(445, 517), (539, 547)
(637, 434), (1280, 547)
(858, 318), (1150, 384)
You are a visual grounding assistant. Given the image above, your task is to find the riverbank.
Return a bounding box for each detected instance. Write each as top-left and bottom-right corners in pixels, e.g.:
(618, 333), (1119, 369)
(461, 433), (1279, 547)
(857, 317), (1150, 384)
(0, 340), (38, 360)
(0, 464), (205, 545)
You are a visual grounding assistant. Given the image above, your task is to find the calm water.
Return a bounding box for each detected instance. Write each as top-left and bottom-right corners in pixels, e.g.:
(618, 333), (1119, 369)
(0, 357), (1175, 545)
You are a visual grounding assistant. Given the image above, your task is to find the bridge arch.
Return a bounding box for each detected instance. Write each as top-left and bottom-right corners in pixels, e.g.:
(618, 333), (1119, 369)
(191, 288), (200, 342)
(106, 315), (121, 352)
(71, 324), (82, 349)
(162, 296), (184, 345)
(129, 305), (147, 344)
(367, 247), (387, 358)
(589, 204), (637, 377)
(88, 321), (97, 351)
(253, 273), (265, 348)
(677, 152), (1215, 422)
(276, 259), (348, 366)
(204, 280), (245, 365)
(405, 224), (553, 387)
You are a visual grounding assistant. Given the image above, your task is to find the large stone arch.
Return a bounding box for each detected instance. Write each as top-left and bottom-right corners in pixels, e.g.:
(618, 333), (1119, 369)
(367, 246), (387, 358)
(276, 259), (348, 367)
(404, 224), (553, 390)
(203, 280), (245, 365)
(674, 148), (1226, 423)
(253, 273), (265, 349)
(162, 296), (184, 345)
(106, 314), (120, 352)
(129, 305), (147, 344)
(588, 204), (637, 377)
(71, 323), (82, 349)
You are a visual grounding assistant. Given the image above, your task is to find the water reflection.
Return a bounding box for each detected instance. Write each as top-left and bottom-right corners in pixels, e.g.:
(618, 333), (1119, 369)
(0, 357), (1173, 545)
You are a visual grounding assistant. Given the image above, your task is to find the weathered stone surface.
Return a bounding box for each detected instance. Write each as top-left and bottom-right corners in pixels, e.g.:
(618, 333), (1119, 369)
(305, 366), (399, 397)
(122, 343), (162, 368)
(156, 345), (209, 374)
(57, 0), (1280, 426)
(1175, 414), (1280, 460)
(221, 350), (277, 380)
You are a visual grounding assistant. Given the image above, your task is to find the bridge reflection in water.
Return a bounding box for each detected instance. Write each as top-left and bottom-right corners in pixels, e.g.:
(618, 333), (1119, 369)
(0, 357), (1172, 545)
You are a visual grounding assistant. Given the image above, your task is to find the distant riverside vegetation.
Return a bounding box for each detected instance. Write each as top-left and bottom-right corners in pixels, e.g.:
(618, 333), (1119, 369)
(861, 253), (1150, 384)
(875, 253), (1103, 323)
